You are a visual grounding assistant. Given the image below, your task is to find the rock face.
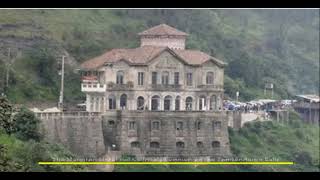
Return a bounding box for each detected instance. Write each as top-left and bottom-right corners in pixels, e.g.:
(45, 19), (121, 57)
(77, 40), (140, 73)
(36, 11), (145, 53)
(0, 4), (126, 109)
(37, 111), (231, 160)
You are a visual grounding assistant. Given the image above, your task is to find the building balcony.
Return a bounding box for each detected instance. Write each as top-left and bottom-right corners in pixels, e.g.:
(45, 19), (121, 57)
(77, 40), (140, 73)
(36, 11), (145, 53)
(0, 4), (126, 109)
(107, 81), (134, 90)
(149, 84), (182, 90)
(197, 84), (224, 90)
(81, 83), (106, 92)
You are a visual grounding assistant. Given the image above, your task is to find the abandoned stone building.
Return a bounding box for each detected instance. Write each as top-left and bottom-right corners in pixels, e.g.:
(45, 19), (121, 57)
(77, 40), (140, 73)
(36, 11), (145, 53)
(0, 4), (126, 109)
(71, 24), (231, 158)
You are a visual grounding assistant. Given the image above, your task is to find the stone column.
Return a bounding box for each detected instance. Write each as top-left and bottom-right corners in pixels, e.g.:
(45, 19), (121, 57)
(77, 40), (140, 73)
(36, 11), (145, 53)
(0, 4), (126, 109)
(181, 97), (185, 111)
(149, 96), (152, 111)
(206, 97), (210, 111)
(160, 96), (163, 111)
(92, 96), (96, 112)
(98, 97), (101, 112)
(172, 97), (175, 111)
(87, 94), (91, 112)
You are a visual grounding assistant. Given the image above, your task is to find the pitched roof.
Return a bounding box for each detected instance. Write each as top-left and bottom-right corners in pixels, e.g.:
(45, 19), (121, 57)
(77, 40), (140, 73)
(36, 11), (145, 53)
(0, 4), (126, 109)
(138, 24), (188, 36)
(80, 46), (226, 70)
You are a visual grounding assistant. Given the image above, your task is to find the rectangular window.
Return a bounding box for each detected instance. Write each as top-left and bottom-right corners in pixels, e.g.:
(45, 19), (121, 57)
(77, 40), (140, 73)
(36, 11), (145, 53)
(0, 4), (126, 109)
(213, 121), (222, 131)
(186, 73), (193, 86)
(138, 72), (144, 86)
(177, 122), (183, 131)
(174, 72), (179, 85)
(129, 121), (136, 130)
(152, 121), (160, 130)
(152, 72), (157, 85)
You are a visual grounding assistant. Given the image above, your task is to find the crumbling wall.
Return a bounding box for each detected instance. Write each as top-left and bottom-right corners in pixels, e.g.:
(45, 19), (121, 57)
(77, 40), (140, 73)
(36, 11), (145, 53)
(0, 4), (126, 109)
(38, 112), (105, 158)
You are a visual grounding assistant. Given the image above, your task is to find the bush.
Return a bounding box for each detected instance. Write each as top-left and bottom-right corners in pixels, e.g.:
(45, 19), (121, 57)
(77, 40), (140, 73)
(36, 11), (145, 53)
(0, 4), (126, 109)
(0, 97), (14, 134)
(294, 151), (313, 166)
(12, 108), (43, 142)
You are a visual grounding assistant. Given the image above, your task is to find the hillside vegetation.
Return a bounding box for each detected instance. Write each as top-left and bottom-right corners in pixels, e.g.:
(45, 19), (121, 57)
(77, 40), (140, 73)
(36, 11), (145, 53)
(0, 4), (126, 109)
(0, 9), (319, 104)
(0, 97), (91, 172)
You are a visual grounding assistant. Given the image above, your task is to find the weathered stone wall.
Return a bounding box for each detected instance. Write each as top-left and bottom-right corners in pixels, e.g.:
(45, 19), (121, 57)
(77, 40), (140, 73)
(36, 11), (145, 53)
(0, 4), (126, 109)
(102, 111), (231, 159)
(37, 111), (231, 160)
(37, 112), (106, 158)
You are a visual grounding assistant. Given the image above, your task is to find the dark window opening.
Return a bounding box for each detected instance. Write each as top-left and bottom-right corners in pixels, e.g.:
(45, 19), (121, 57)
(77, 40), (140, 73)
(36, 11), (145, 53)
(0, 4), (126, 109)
(176, 141), (185, 148)
(174, 72), (179, 85)
(108, 120), (115, 126)
(175, 96), (180, 110)
(108, 95), (116, 110)
(137, 96), (145, 110)
(197, 121), (201, 130)
(120, 94), (127, 109)
(116, 71), (124, 84)
(131, 141), (140, 148)
(212, 141), (220, 148)
(186, 97), (193, 111)
(150, 142), (160, 148)
(129, 121), (136, 130)
(164, 96), (172, 111)
(213, 121), (222, 130)
(197, 141), (204, 148)
(151, 95), (160, 111)
(177, 121), (183, 131)
(138, 72), (144, 86)
(152, 121), (160, 130)
(152, 72), (157, 85)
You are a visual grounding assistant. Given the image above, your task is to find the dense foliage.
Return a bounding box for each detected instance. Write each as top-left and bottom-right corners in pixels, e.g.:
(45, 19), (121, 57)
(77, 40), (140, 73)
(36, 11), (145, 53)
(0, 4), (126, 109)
(0, 9), (318, 103)
(0, 97), (90, 172)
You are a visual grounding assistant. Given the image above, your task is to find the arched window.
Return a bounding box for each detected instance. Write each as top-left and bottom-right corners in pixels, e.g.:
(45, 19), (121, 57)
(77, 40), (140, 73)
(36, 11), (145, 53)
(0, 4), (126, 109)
(176, 141), (185, 148)
(108, 95), (116, 110)
(120, 94), (127, 109)
(210, 95), (217, 110)
(131, 141), (140, 148)
(164, 95), (172, 111)
(151, 95), (160, 111)
(137, 96), (145, 110)
(162, 71), (169, 85)
(212, 141), (220, 148)
(150, 142), (160, 148)
(199, 95), (207, 111)
(206, 72), (214, 85)
(175, 96), (181, 111)
(186, 97), (193, 111)
(197, 141), (204, 148)
(116, 71), (124, 84)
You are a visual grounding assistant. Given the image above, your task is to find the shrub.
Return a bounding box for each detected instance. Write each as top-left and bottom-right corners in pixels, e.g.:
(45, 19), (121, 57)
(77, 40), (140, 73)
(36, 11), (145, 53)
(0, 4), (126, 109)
(0, 97), (14, 134)
(12, 108), (43, 142)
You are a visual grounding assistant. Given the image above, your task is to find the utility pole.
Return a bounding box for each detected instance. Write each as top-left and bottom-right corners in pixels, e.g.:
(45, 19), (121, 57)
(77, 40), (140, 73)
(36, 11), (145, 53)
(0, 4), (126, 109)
(58, 55), (65, 110)
(5, 48), (11, 89)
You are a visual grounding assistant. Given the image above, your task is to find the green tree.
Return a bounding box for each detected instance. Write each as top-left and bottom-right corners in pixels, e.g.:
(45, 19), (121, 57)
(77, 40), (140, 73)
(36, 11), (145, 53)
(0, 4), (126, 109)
(0, 97), (14, 134)
(12, 108), (42, 142)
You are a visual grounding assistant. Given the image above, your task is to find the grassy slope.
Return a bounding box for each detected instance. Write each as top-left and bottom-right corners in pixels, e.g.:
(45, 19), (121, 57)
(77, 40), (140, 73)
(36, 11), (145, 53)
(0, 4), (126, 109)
(114, 113), (319, 172)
